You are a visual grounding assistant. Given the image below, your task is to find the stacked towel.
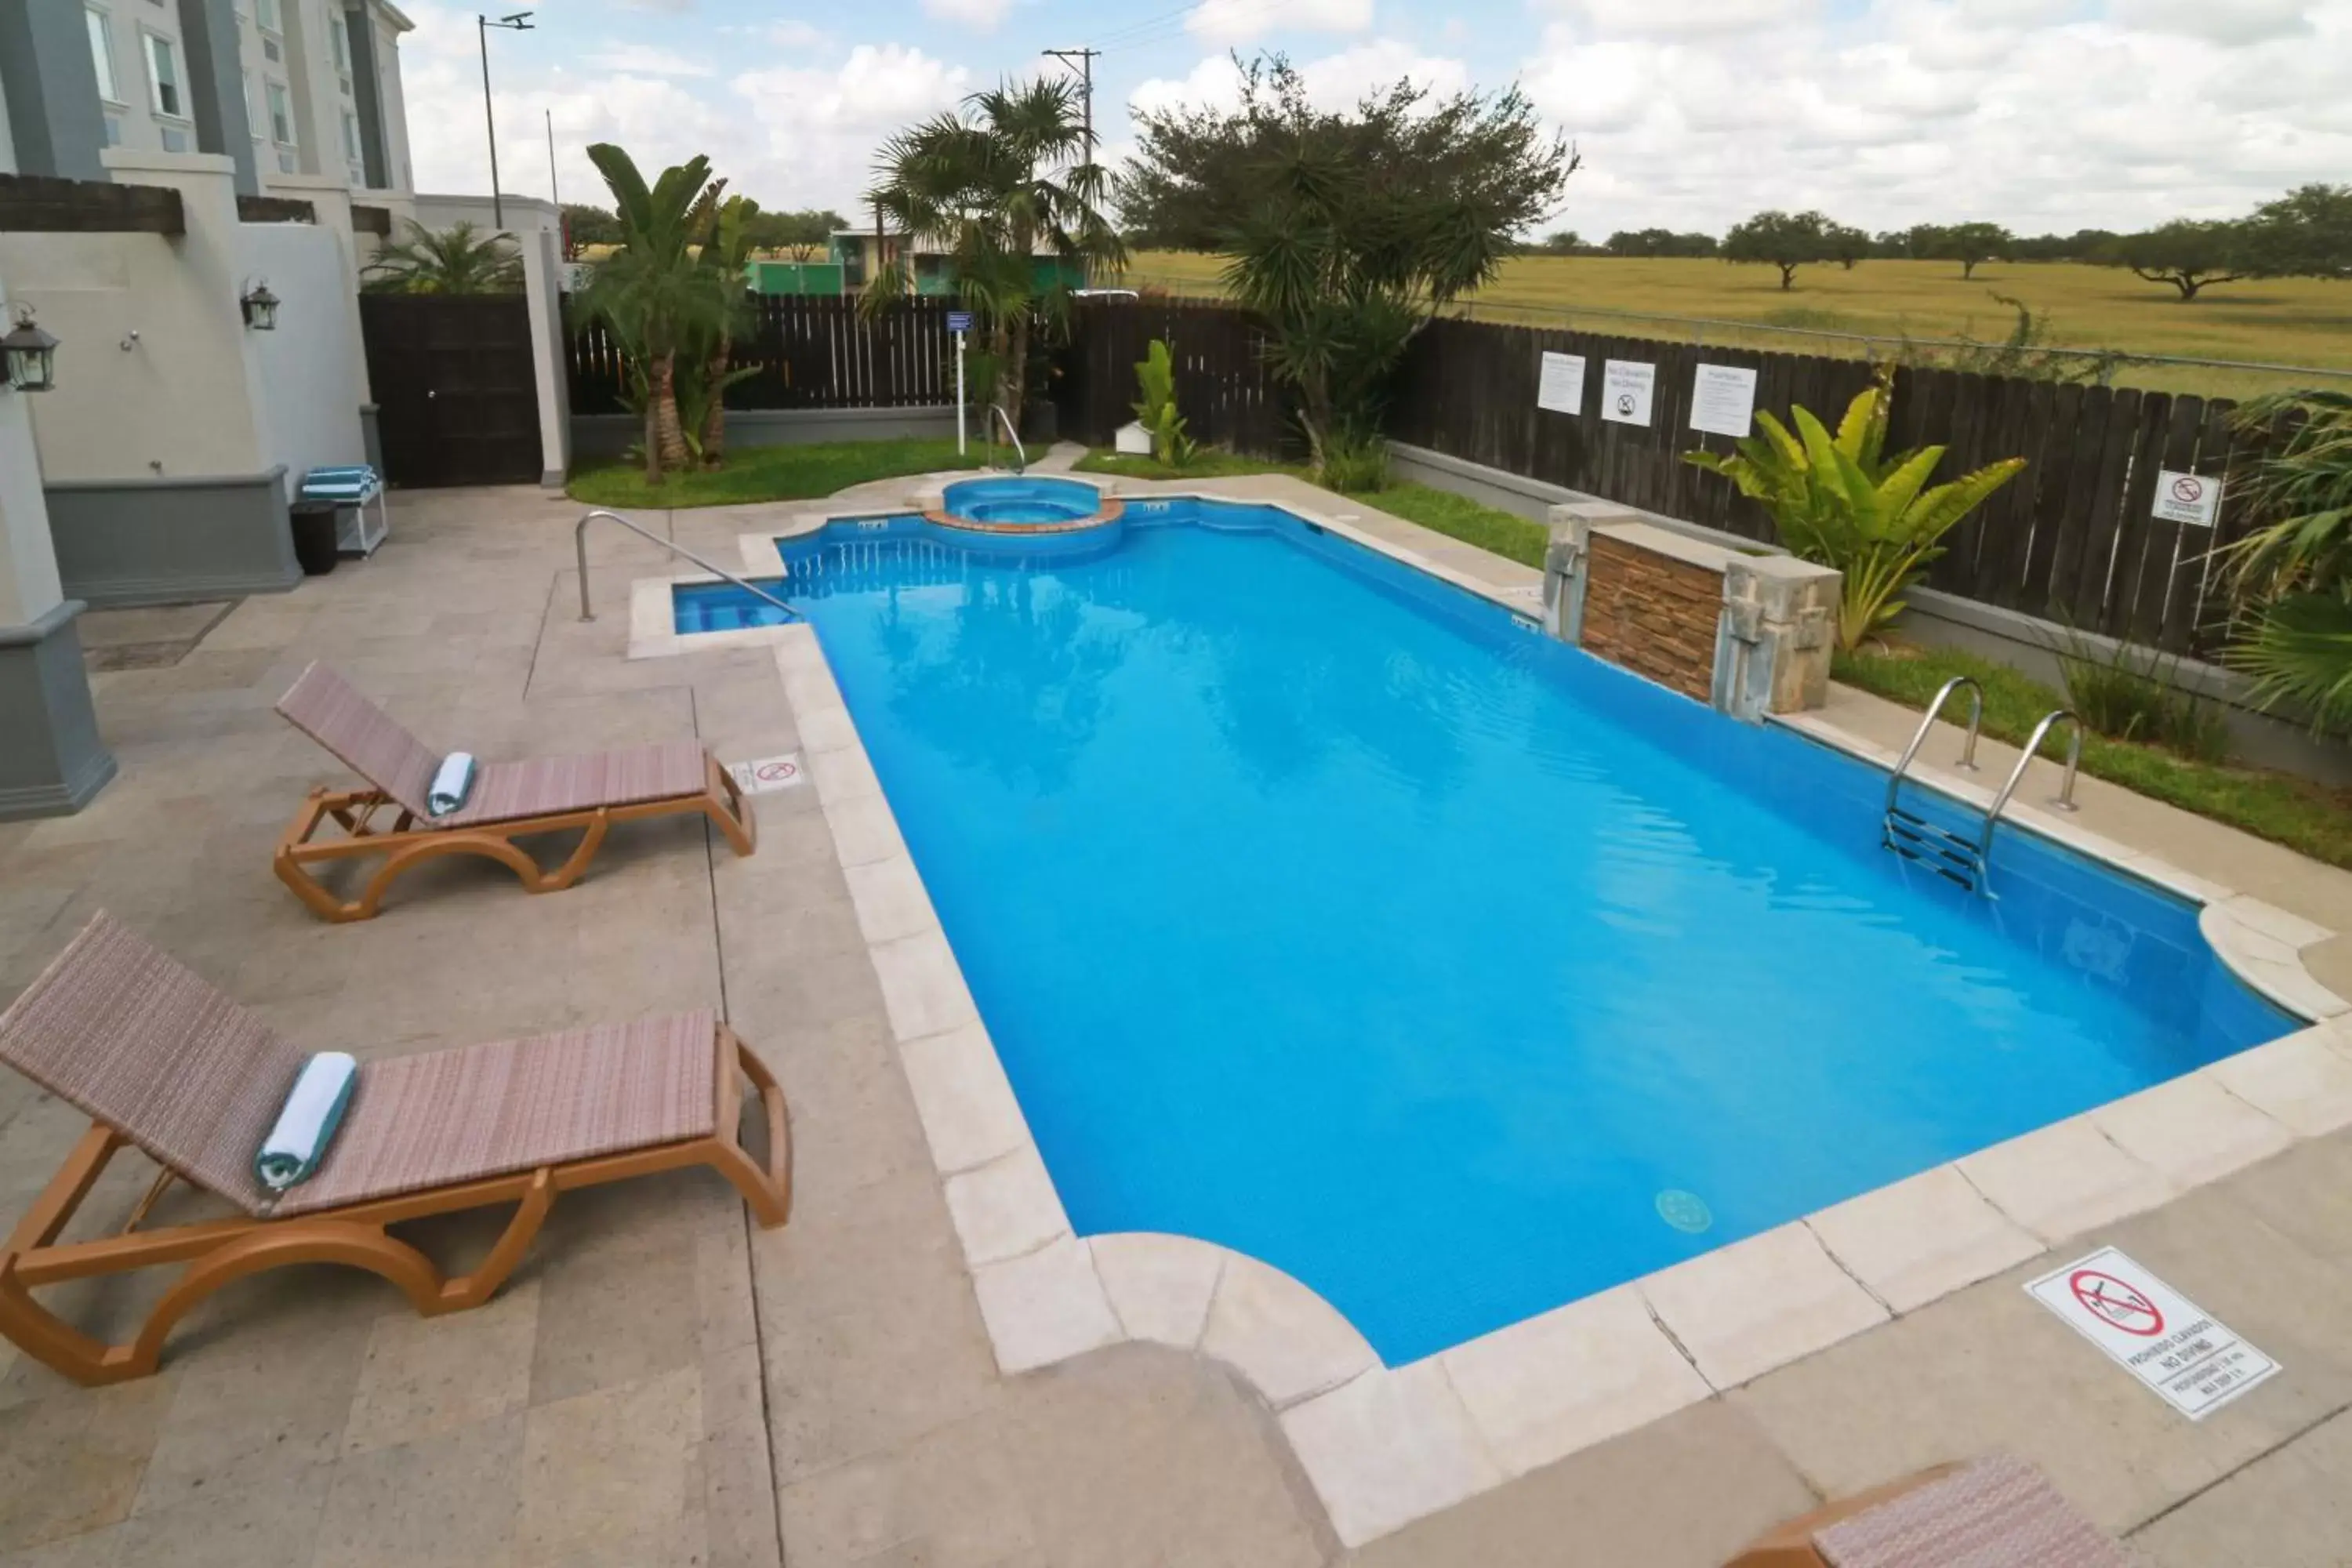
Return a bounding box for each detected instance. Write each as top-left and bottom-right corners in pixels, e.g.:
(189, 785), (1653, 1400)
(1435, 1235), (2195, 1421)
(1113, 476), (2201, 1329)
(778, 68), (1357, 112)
(429, 752), (476, 816)
(255, 1052), (359, 1192)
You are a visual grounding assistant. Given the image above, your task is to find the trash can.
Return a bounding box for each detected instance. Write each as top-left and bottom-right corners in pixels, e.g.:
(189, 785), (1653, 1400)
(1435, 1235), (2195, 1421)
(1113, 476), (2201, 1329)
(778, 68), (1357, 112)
(290, 501), (340, 575)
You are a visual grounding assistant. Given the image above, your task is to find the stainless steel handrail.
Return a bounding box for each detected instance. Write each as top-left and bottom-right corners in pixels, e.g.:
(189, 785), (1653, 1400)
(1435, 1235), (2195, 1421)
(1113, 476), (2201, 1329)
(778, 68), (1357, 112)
(1978, 709), (2083, 858)
(989, 405), (1027, 474)
(573, 509), (797, 624)
(1882, 674), (1984, 817)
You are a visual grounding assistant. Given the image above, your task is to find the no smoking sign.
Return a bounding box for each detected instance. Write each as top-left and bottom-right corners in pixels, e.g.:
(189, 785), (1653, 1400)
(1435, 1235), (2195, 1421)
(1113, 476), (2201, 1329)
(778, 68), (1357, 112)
(2152, 468), (2223, 528)
(2027, 1247), (2277, 1419)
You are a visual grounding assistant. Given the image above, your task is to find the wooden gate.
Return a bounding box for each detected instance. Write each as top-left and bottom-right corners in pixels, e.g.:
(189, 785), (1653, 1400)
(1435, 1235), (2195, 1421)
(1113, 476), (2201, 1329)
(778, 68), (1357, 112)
(360, 294), (542, 488)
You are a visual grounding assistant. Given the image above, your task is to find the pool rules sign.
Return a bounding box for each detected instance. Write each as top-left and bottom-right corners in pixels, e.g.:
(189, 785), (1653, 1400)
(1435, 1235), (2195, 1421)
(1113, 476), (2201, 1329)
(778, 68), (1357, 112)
(2027, 1247), (2278, 1419)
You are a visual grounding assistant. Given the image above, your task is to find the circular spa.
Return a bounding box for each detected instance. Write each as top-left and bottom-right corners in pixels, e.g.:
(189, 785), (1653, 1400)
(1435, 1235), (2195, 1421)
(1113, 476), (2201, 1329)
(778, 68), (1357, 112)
(932, 476), (1122, 534)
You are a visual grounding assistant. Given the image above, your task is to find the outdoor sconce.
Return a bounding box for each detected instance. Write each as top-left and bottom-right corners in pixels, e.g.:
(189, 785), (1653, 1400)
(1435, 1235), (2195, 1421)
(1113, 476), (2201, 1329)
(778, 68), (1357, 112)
(1, 306), (60, 393)
(241, 278), (281, 331)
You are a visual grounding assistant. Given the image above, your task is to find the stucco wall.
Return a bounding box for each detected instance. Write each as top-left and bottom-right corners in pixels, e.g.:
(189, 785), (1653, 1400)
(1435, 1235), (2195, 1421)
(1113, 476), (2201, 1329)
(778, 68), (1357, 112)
(413, 192), (560, 238)
(241, 220), (366, 492)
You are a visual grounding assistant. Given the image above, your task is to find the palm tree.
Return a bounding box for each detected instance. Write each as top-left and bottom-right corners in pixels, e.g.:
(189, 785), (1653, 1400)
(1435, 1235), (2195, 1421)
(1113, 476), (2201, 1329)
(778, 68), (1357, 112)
(863, 77), (1123, 441)
(577, 144), (729, 481)
(688, 195), (760, 466)
(362, 220), (522, 294)
(2225, 390), (2352, 731)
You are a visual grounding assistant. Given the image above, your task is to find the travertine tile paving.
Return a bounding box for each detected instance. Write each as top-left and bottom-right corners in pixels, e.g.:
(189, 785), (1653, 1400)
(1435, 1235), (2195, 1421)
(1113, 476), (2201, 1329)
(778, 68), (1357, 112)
(0, 481), (2347, 1566)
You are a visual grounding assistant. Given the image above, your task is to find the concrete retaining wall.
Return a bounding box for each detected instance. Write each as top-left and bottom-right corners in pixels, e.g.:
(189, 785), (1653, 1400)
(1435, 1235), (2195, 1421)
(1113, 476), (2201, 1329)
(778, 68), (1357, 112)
(44, 468), (299, 607)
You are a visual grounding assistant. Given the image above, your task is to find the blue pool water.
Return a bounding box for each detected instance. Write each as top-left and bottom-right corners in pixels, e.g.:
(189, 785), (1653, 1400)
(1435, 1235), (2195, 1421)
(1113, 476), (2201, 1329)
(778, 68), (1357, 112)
(942, 474), (1102, 524)
(695, 502), (2294, 1363)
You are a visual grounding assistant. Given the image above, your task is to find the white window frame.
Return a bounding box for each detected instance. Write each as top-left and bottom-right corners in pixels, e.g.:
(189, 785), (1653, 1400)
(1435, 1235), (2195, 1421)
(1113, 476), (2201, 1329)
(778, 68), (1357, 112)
(341, 109), (361, 162)
(245, 68), (264, 141)
(256, 0), (280, 34)
(264, 78), (296, 147)
(328, 9), (349, 73)
(140, 27), (185, 122)
(85, 6), (123, 105)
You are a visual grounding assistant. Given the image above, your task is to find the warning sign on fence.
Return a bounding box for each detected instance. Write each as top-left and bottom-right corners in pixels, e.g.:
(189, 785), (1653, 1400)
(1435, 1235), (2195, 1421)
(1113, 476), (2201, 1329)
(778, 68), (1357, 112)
(1537, 351), (1587, 416)
(2025, 1247), (2278, 1420)
(1600, 360), (1655, 426)
(2152, 470), (2223, 528)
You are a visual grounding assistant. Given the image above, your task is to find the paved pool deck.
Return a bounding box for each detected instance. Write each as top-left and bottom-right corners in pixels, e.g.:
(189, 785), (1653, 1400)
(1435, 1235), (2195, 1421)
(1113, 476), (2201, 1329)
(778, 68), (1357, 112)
(0, 471), (2347, 1566)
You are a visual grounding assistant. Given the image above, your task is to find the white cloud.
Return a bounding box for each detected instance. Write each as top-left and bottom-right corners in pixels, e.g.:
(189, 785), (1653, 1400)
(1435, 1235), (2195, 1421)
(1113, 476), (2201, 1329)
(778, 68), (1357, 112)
(920, 0), (1015, 31)
(2109, 0), (2312, 42)
(578, 45), (713, 77)
(761, 20), (829, 47)
(1131, 38), (1465, 120)
(1185, 0), (1373, 46)
(1541, 0), (1820, 38)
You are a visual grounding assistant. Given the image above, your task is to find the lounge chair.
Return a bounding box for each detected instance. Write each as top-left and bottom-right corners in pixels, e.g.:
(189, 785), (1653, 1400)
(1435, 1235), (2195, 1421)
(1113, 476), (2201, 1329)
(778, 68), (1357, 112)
(0, 913), (790, 1385)
(272, 662), (756, 921)
(1728, 1454), (2131, 1566)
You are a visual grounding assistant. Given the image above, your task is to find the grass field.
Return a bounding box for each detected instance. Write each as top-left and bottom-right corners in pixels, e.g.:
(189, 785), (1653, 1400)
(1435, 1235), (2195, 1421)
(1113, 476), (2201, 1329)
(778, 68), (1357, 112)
(1114, 254), (2352, 399)
(567, 437), (980, 509)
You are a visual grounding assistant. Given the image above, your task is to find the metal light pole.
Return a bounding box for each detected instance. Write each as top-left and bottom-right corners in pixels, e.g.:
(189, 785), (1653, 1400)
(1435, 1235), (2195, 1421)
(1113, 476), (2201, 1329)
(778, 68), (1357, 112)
(476, 11), (534, 230)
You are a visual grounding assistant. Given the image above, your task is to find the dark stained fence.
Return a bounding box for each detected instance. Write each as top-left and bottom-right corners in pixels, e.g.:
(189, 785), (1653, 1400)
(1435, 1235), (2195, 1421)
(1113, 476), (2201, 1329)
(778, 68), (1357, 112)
(1054, 300), (1296, 458)
(1386, 318), (2254, 655)
(568, 295), (956, 416)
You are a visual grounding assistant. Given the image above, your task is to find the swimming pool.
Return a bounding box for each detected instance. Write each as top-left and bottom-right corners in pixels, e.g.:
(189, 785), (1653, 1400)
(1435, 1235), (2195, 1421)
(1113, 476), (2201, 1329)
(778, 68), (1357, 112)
(735, 499), (2295, 1363)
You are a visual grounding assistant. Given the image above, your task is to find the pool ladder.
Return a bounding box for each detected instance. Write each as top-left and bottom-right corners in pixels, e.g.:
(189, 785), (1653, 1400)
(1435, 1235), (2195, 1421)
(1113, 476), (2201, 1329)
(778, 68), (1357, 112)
(1880, 676), (2082, 892)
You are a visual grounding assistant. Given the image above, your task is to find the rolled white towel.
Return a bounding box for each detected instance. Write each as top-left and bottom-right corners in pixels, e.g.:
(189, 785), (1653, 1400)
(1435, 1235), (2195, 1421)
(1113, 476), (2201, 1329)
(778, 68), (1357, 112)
(428, 751), (476, 816)
(254, 1051), (359, 1192)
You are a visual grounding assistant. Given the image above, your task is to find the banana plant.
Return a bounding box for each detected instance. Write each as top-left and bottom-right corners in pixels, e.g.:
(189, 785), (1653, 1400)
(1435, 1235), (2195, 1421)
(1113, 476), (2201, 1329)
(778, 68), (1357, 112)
(1131, 339), (1195, 466)
(1685, 379), (2024, 650)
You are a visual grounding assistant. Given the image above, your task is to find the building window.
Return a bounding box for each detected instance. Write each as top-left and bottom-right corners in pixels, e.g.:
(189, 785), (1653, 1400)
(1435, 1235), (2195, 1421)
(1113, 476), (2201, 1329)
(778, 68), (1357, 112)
(143, 31), (181, 118)
(102, 114), (123, 147)
(256, 0), (279, 31)
(86, 9), (122, 103)
(342, 111), (361, 161)
(266, 79), (294, 145)
(329, 11), (350, 72)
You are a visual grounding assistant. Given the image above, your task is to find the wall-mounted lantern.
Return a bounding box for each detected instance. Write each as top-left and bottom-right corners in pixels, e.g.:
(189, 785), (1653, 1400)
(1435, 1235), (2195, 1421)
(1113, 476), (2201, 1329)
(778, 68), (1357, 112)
(240, 278), (281, 331)
(2, 307), (60, 393)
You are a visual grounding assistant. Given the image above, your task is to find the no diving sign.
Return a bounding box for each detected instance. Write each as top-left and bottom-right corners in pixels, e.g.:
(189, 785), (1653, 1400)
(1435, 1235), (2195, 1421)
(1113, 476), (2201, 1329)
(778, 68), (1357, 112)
(728, 753), (805, 796)
(2026, 1247), (2278, 1419)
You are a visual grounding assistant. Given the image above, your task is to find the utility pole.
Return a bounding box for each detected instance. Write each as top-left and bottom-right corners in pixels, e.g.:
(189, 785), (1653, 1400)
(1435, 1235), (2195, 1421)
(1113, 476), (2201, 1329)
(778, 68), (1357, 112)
(1043, 46), (1099, 283)
(477, 11), (534, 230)
(1042, 46), (1099, 154)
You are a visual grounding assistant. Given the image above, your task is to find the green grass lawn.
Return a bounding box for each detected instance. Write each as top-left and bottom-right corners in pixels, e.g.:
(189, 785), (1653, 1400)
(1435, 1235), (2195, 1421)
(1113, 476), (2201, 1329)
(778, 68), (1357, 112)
(1835, 641), (2352, 869)
(568, 437), (982, 510)
(1074, 447), (1307, 483)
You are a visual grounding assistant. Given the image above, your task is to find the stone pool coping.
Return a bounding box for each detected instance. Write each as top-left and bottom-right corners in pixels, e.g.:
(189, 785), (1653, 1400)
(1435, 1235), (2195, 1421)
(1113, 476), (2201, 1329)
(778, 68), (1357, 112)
(656, 473), (2352, 1548)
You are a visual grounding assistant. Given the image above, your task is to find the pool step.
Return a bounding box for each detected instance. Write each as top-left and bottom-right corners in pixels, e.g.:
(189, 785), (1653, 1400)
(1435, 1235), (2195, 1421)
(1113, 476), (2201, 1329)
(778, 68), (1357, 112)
(1882, 806), (1984, 891)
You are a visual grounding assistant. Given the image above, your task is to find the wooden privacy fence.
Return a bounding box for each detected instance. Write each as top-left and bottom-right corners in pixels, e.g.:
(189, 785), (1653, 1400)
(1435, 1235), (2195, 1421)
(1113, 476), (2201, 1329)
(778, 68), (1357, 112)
(1054, 300), (1295, 457)
(566, 295), (956, 416)
(1051, 303), (2267, 656)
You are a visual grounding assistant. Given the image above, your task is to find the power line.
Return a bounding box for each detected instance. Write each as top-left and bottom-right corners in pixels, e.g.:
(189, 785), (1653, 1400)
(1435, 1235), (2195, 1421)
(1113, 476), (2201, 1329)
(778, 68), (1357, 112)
(1042, 45), (1102, 151)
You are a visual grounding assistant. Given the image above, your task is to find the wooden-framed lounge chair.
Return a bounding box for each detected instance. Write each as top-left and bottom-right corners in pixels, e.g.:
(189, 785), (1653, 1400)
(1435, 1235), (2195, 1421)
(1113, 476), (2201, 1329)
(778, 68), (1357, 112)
(1729, 1453), (2131, 1566)
(0, 913), (791, 1385)
(272, 661), (757, 921)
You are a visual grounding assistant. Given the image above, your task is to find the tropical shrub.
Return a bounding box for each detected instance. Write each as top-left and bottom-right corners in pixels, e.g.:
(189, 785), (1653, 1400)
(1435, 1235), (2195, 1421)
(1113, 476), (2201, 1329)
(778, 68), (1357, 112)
(2053, 632), (2230, 761)
(1684, 379), (2025, 650)
(865, 78), (1123, 444)
(578, 144), (734, 483)
(362, 220), (521, 293)
(1316, 431), (1390, 493)
(1131, 339), (1194, 466)
(2223, 390), (2352, 732)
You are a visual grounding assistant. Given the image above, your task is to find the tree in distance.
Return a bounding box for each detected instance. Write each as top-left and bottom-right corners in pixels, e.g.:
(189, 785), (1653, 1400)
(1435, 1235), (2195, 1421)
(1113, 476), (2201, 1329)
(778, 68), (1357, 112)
(1604, 227), (1719, 258)
(1723, 209), (1839, 289)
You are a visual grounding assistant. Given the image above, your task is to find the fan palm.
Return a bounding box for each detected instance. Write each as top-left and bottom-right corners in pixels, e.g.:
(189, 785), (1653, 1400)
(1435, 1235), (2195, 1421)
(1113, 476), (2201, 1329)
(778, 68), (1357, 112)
(1685, 379), (2025, 650)
(2223, 390), (2352, 731)
(578, 144), (730, 481)
(363, 220), (521, 294)
(863, 77), (1124, 441)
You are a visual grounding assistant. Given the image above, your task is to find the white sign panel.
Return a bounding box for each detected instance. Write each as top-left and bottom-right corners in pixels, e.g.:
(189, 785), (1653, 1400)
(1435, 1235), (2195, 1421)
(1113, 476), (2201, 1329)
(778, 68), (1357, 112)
(1601, 360), (1655, 426)
(2026, 1247), (2278, 1420)
(1690, 363), (1759, 438)
(728, 753), (806, 796)
(1537, 351), (1588, 415)
(2152, 470), (2223, 528)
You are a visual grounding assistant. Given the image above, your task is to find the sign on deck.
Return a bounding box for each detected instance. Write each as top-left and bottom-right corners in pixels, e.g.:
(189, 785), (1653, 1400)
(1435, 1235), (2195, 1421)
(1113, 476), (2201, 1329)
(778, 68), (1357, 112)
(946, 310), (975, 333)
(728, 753), (806, 796)
(2025, 1247), (2278, 1420)
(2152, 470), (2222, 528)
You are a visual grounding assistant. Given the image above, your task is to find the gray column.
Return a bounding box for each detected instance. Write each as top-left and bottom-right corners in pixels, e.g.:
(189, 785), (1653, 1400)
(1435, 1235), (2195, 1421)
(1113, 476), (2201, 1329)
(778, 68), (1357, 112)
(0, 0), (109, 181)
(344, 2), (388, 190)
(0, 603), (117, 820)
(174, 0), (258, 194)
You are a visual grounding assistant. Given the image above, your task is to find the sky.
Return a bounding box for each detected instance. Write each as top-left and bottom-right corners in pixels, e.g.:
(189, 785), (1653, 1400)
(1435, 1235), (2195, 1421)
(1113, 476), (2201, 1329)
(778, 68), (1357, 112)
(396, 0), (2351, 241)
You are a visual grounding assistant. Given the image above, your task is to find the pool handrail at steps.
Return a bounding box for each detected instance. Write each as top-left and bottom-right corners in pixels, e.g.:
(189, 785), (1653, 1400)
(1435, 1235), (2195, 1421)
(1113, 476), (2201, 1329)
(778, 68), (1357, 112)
(1881, 676), (1986, 889)
(573, 509), (798, 625)
(1979, 710), (2084, 860)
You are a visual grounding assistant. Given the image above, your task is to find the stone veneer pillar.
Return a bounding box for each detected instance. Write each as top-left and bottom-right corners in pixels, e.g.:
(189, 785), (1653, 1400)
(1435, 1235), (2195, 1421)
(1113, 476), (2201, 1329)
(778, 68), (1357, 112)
(0, 274), (117, 820)
(1544, 500), (1839, 721)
